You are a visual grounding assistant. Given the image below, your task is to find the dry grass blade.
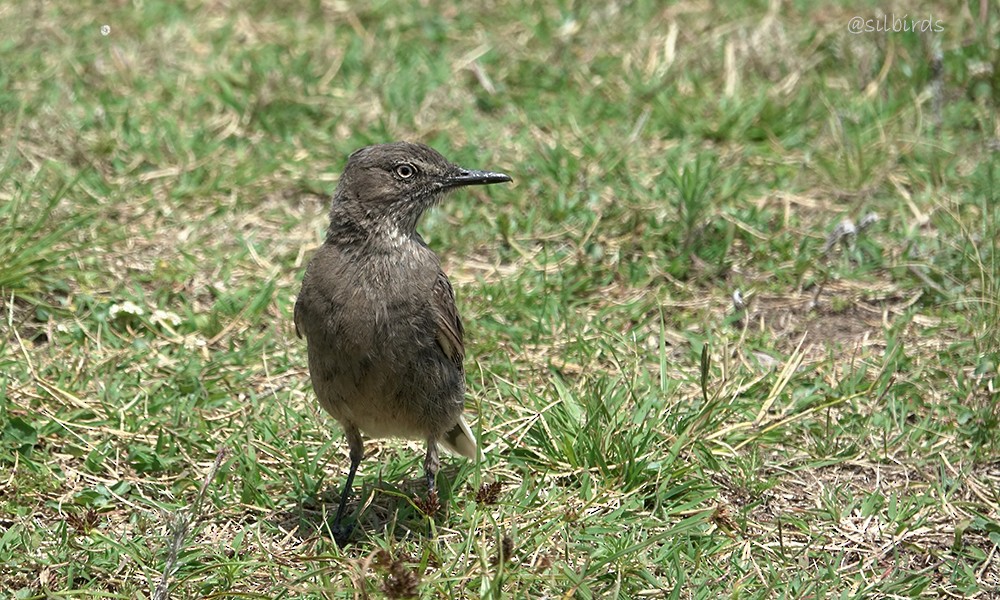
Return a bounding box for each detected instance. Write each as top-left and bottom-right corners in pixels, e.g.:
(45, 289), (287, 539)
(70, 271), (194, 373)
(152, 446), (227, 600)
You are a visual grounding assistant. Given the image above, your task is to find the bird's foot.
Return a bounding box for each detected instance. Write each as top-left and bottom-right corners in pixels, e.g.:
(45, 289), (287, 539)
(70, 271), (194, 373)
(330, 521), (354, 546)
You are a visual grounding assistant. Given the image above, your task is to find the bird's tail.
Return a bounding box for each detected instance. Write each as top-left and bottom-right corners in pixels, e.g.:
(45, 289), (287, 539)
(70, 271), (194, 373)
(441, 417), (479, 460)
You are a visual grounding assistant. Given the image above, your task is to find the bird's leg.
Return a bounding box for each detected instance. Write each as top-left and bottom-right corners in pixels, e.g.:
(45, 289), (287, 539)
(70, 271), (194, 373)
(331, 424), (364, 545)
(419, 439), (441, 518)
(424, 438), (440, 493)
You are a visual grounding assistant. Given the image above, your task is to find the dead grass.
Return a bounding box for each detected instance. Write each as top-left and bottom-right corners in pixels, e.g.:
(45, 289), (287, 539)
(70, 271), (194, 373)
(2, 0), (999, 597)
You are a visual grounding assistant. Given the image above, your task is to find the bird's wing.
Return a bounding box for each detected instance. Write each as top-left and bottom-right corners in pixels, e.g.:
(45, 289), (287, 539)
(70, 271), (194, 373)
(432, 270), (465, 368)
(293, 296), (305, 339)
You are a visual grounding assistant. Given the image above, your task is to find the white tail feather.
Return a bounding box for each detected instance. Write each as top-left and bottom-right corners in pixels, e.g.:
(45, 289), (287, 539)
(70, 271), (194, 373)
(440, 416), (479, 460)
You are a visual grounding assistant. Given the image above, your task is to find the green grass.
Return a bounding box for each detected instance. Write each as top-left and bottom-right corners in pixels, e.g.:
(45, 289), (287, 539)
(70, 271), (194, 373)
(2, 1), (999, 598)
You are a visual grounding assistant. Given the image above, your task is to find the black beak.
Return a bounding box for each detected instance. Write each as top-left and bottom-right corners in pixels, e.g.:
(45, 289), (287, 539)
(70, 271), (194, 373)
(442, 168), (512, 189)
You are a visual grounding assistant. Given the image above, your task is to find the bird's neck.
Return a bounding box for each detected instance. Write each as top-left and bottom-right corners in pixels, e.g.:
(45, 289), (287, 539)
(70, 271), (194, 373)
(370, 220), (417, 250)
(325, 212), (421, 254)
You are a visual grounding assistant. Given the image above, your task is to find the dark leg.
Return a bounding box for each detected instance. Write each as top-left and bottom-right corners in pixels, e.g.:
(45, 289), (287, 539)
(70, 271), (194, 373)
(420, 438), (442, 519)
(424, 438), (440, 493)
(331, 424), (364, 545)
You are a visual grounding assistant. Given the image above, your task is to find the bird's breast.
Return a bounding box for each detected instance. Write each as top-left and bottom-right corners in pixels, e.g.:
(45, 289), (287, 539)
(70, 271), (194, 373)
(309, 243), (439, 348)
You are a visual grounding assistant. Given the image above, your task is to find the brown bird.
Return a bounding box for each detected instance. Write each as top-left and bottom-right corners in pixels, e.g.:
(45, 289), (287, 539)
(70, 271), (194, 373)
(294, 142), (511, 543)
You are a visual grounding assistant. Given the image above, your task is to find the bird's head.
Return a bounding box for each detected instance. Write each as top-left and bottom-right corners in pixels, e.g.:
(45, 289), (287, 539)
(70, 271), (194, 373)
(327, 142), (511, 244)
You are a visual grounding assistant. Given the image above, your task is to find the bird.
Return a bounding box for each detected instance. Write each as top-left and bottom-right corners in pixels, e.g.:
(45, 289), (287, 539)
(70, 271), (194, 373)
(294, 141), (511, 544)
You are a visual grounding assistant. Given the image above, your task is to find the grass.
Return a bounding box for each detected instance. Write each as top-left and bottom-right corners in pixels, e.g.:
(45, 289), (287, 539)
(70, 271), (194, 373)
(1, 0), (999, 598)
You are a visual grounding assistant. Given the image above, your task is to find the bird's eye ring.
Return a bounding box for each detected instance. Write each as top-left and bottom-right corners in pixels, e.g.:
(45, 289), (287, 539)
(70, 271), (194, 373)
(394, 163), (416, 179)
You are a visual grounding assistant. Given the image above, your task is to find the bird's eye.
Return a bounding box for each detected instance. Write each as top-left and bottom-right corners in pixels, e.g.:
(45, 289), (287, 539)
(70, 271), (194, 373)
(394, 163), (416, 179)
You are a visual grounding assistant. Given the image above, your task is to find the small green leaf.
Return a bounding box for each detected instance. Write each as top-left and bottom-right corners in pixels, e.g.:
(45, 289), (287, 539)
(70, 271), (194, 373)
(2, 417), (37, 450)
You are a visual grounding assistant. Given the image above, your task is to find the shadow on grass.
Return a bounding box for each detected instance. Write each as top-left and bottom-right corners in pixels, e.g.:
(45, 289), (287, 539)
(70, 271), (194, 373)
(269, 465), (466, 545)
